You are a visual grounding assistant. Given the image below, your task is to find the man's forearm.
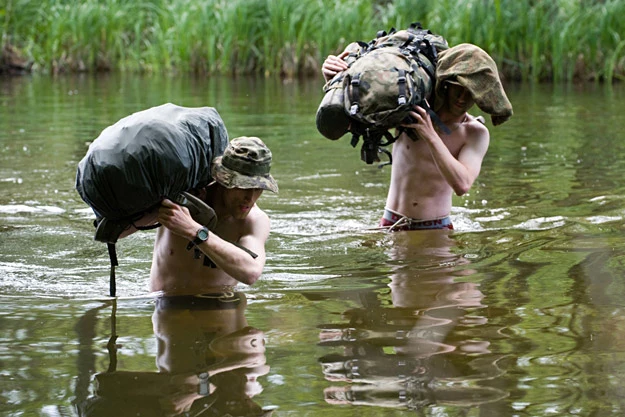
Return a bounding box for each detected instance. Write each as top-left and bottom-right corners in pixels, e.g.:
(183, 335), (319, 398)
(195, 232), (264, 285)
(424, 134), (474, 196)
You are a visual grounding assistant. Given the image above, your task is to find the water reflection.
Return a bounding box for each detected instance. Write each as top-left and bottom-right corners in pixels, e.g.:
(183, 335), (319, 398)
(78, 292), (273, 417)
(315, 230), (508, 411)
(3, 75), (625, 415)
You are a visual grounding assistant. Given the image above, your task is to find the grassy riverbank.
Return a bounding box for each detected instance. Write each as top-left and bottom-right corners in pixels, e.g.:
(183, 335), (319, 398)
(2, 0), (624, 82)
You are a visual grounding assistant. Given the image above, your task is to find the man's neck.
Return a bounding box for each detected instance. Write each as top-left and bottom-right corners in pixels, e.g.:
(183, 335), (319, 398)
(438, 108), (468, 125)
(434, 109), (468, 136)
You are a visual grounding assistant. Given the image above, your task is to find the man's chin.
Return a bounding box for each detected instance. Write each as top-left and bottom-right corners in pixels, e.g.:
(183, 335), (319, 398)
(233, 210), (251, 220)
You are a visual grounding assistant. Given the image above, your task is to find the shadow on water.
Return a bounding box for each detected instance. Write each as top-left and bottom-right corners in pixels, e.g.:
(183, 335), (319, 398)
(73, 292), (276, 417)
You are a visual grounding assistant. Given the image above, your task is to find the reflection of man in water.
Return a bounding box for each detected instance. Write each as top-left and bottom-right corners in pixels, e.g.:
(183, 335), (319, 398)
(386, 231), (489, 354)
(152, 292), (271, 416)
(318, 230), (506, 410)
(150, 136), (278, 294)
(81, 292), (273, 417)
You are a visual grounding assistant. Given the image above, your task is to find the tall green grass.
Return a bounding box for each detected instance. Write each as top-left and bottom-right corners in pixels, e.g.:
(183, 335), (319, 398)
(1, 0), (624, 82)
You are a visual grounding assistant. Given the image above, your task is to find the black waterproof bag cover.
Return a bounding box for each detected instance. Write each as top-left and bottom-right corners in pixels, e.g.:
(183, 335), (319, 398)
(76, 103), (228, 296)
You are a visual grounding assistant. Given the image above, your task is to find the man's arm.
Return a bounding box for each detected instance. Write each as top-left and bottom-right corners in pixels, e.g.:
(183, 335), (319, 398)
(406, 106), (490, 196)
(157, 199), (269, 285)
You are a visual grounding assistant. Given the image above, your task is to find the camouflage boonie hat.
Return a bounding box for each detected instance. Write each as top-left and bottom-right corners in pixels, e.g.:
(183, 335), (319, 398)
(212, 136), (278, 193)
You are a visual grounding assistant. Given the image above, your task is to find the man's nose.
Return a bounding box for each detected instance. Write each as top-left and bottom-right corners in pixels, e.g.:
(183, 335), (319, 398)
(459, 89), (471, 101)
(243, 189), (256, 201)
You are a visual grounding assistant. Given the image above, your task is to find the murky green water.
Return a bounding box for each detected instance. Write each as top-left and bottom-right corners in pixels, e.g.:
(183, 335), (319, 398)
(1, 74), (625, 416)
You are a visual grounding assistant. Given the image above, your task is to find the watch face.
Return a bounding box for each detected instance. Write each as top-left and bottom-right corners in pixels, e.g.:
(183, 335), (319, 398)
(197, 227), (209, 241)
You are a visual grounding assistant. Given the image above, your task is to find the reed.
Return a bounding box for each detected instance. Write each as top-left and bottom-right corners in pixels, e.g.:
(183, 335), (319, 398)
(1, 0), (624, 81)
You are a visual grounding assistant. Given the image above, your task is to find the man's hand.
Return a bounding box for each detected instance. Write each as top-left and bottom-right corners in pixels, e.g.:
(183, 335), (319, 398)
(322, 51), (349, 82)
(402, 104), (437, 141)
(173, 191), (218, 230)
(158, 199), (201, 241)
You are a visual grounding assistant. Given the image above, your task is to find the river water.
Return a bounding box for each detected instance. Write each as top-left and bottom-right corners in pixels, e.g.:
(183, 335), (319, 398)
(1, 74), (625, 416)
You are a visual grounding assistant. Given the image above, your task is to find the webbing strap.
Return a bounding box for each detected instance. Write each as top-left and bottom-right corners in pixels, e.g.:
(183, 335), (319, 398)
(397, 69), (407, 105)
(360, 129), (380, 165)
(350, 128), (398, 166)
(350, 132), (360, 148)
(106, 243), (118, 297)
(422, 101), (451, 135)
(401, 33), (415, 49)
(349, 74), (361, 115)
(135, 223), (161, 231)
(380, 130), (399, 148)
(400, 127), (421, 142)
(408, 22), (424, 32)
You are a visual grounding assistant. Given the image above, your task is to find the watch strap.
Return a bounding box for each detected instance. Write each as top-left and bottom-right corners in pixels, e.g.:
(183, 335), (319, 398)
(186, 226), (209, 251)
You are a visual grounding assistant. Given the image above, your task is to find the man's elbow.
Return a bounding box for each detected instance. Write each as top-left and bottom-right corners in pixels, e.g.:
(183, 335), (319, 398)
(454, 184), (471, 196)
(242, 275), (260, 286)
(239, 266), (263, 286)
(453, 175), (477, 196)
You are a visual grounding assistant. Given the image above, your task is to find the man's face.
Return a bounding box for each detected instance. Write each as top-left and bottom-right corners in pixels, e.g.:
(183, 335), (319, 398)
(447, 84), (475, 115)
(223, 187), (264, 219)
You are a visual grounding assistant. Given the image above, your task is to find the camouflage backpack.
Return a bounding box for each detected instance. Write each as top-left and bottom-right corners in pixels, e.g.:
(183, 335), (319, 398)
(316, 23), (449, 165)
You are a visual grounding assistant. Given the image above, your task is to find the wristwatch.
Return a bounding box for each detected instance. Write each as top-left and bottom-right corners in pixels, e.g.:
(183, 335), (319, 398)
(187, 226), (209, 250)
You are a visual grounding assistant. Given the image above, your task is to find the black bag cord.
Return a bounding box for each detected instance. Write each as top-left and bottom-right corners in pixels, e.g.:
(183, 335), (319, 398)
(102, 217), (161, 297)
(106, 243), (118, 297)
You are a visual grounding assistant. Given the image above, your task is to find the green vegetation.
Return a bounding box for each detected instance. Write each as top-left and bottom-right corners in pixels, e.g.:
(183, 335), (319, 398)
(1, 0), (625, 82)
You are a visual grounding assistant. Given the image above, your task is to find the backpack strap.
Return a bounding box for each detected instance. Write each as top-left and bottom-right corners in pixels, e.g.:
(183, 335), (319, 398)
(349, 125), (397, 167)
(397, 69), (408, 105)
(397, 126), (420, 142)
(348, 74), (361, 116)
(106, 243), (118, 297)
(135, 224), (160, 231)
(401, 33), (416, 49)
(350, 131), (360, 148)
(360, 129), (380, 164)
(408, 22), (424, 31)
(422, 101), (451, 135)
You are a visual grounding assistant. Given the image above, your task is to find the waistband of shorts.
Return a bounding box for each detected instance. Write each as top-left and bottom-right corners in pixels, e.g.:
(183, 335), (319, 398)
(382, 208), (453, 230)
(155, 292), (241, 311)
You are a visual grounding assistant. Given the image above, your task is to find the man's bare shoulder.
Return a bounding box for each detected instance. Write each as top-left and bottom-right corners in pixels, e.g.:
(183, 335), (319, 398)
(238, 204), (270, 236)
(250, 203), (269, 220)
(464, 114), (490, 139)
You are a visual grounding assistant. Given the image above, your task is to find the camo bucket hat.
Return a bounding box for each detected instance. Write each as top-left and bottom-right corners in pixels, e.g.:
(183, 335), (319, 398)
(212, 136), (278, 193)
